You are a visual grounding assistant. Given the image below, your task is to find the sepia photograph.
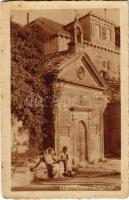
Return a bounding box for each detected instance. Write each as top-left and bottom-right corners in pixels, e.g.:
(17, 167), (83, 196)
(10, 7), (122, 191)
(1, 1), (128, 198)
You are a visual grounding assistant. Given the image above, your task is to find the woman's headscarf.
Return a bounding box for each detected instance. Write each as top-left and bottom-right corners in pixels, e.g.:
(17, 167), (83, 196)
(46, 147), (54, 155)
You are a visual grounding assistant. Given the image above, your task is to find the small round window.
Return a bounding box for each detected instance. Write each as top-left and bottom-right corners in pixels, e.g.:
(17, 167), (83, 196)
(77, 66), (85, 80)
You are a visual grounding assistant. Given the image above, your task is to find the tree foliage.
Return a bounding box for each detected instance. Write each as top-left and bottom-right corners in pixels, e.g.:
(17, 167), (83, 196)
(11, 21), (58, 152)
(105, 79), (120, 103)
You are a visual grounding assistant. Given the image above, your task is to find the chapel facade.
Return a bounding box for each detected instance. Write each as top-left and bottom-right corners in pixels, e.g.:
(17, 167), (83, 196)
(36, 13), (120, 165)
(12, 11), (120, 165)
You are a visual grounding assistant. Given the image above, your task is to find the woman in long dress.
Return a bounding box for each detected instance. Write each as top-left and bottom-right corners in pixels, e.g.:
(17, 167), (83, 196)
(44, 147), (64, 178)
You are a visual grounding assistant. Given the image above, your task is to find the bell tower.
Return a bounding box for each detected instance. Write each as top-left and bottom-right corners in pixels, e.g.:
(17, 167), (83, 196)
(74, 11), (84, 45)
(68, 11), (84, 53)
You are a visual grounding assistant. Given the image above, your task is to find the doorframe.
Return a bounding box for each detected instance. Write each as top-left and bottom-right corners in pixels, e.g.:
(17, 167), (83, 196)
(78, 120), (88, 161)
(71, 109), (93, 164)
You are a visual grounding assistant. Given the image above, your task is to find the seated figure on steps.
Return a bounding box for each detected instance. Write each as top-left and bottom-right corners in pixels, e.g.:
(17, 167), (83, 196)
(59, 146), (72, 177)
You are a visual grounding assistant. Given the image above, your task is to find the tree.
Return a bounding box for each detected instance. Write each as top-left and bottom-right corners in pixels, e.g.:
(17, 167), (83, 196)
(11, 21), (58, 153)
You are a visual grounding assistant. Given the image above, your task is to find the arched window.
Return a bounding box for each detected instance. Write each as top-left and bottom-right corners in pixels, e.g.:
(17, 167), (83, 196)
(76, 27), (82, 43)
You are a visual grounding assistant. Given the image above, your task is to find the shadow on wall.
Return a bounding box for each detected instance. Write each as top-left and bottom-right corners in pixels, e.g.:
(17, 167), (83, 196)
(103, 102), (121, 158)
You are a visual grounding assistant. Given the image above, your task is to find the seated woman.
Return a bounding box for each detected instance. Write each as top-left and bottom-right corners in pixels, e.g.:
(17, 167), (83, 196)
(59, 146), (72, 176)
(44, 147), (64, 179)
(29, 153), (48, 180)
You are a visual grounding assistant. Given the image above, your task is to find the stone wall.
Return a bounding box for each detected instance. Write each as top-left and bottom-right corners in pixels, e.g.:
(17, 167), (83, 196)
(84, 44), (120, 80)
(79, 14), (116, 49)
(55, 83), (106, 165)
(58, 36), (70, 52)
(43, 35), (70, 55)
(43, 37), (58, 55)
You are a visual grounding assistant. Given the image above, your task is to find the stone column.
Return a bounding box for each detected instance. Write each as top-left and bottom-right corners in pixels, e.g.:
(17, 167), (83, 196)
(99, 107), (105, 161)
(74, 28), (77, 45)
(72, 113), (76, 165)
(55, 103), (59, 155)
(87, 110), (92, 163)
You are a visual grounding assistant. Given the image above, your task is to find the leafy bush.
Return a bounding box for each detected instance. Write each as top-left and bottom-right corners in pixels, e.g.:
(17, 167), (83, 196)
(11, 21), (58, 153)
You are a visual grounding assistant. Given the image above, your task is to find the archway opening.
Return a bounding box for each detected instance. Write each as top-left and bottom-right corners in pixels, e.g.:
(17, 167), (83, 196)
(77, 120), (88, 161)
(76, 27), (82, 43)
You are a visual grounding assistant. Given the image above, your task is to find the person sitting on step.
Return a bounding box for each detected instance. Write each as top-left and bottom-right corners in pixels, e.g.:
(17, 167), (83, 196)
(59, 146), (72, 176)
(44, 147), (64, 179)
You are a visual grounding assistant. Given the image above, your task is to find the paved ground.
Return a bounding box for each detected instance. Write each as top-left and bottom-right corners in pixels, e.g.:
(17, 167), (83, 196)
(78, 158), (120, 173)
(12, 159), (121, 191)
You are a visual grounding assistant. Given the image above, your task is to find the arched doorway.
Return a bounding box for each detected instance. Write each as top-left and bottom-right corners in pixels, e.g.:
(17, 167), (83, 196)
(77, 121), (88, 161)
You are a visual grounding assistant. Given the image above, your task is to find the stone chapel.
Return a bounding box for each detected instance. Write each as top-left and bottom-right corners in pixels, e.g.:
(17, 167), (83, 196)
(29, 13), (119, 165)
(12, 11), (120, 165)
